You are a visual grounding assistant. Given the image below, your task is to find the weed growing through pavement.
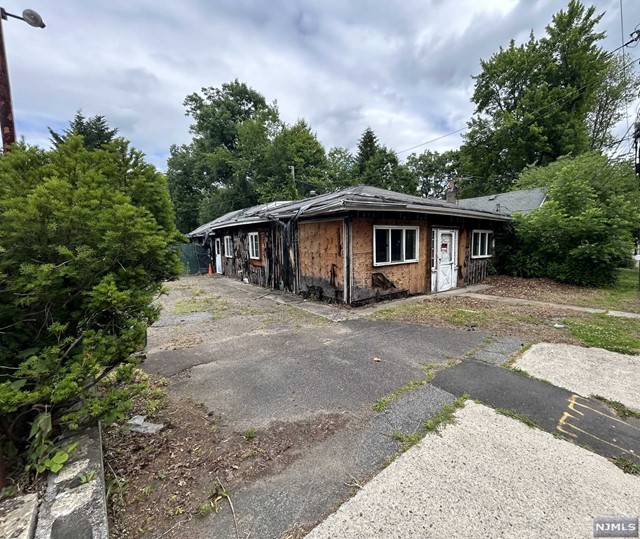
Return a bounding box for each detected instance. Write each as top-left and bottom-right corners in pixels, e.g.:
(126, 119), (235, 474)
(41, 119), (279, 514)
(591, 396), (640, 420)
(495, 408), (539, 429)
(391, 395), (468, 450)
(611, 455), (640, 475)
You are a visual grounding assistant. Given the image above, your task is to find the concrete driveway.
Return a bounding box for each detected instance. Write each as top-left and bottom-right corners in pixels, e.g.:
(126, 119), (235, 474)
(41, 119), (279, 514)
(143, 276), (490, 537)
(146, 277), (487, 431)
(143, 276), (640, 538)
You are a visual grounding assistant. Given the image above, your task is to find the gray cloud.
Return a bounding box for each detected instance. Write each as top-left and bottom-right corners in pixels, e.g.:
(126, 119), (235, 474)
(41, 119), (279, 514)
(5, 0), (640, 169)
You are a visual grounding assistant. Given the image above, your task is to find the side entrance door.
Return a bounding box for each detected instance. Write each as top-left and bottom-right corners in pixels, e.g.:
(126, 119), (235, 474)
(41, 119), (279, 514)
(434, 229), (458, 292)
(214, 238), (223, 274)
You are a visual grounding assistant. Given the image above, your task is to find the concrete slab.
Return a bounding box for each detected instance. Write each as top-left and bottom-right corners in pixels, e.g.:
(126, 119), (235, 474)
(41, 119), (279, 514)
(164, 320), (488, 430)
(307, 402), (640, 539)
(517, 343), (640, 410)
(432, 360), (639, 463)
(0, 493), (38, 539)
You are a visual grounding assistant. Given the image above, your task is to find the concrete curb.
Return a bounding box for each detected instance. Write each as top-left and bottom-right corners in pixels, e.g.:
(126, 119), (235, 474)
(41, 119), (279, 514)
(34, 426), (109, 539)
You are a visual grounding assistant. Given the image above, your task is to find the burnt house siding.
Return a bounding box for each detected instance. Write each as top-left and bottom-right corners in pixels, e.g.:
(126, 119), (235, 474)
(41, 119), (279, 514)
(218, 226), (270, 287)
(349, 215), (429, 304)
(297, 219), (345, 302)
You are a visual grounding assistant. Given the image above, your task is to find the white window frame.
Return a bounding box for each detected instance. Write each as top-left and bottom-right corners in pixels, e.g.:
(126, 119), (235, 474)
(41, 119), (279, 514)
(224, 235), (233, 258)
(471, 230), (494, 259)
(248, 232), (260, 260)
(373, 225), (420, 267)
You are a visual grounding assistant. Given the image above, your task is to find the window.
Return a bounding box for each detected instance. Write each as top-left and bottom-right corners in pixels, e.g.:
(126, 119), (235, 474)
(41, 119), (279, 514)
(373, 226), (419, 266)
(224, 235), (233, 258)
(248, 232), (260, 260)
(472, 230), (494, 258)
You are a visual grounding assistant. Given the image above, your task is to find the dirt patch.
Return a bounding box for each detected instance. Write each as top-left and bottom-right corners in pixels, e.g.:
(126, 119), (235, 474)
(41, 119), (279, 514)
(483, 275), (640, 313)
(376, 296), (588, 345)
(147, 277), (328, 354)
(103, 375), (350, 538)
(483, 275), (592, 302)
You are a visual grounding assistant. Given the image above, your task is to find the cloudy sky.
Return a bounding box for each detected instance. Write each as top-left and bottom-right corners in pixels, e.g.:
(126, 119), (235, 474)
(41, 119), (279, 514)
(4, 0), (640, 169)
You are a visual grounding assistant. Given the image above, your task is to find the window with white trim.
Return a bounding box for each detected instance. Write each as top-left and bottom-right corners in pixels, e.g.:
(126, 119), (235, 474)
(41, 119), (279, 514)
(224, 235), (233, 258)
(471, 230), (494, 258)
(373, 226), (419, 266)
(248, 232), (260, 260)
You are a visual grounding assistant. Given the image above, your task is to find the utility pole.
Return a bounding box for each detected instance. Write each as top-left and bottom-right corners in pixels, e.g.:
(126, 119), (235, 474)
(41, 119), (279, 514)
(0, 7), (45, 152)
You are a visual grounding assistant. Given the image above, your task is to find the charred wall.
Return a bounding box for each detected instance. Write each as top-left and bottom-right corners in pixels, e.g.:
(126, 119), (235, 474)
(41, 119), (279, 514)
(350, 216), (429, 304)
(297, 219), (345, 302)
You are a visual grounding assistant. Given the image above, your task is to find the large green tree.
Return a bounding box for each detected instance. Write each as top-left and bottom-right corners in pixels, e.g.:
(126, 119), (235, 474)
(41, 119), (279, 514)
(353, 127), (418, 194)
(167, 80), (277, 232)
(168, 81), (334, 230)
(48, 111), (118, 151)
(407, 149), (460, 198)
(458, 1), (633, 196)
(256, 120), (327, 202)
(326, 147), (356, 189)
(0, 136), (181, 483)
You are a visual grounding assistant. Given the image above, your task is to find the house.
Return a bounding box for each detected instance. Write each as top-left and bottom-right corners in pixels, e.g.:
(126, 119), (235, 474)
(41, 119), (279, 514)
(456, 186), (548, 216)
(187, 185), (511, 305)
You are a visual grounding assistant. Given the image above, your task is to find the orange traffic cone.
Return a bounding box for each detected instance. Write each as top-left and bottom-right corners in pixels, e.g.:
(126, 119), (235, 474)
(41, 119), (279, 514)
(208, 263), (213, 275)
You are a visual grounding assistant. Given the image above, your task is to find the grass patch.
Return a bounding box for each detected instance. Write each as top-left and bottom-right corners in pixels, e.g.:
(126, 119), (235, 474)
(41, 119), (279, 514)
(373, 377), (430, 411)
(172, 295), (229, 315)
(571, 269), (640, 313)
(391, 395), (468, 450)
(244, 428), (257, 441)
(374, 301), (552, 337)
(562, 314), (640, 354)
(591, 395), (640, 420)
(495, 408), (539, 429)
(503, 342), (533, 369)
(611, 455), (640, 475)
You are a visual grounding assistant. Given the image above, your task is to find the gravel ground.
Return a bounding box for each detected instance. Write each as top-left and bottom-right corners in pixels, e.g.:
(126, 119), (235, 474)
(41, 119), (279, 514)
(517, 343), (640, 410)
(307, 402), (640, 539)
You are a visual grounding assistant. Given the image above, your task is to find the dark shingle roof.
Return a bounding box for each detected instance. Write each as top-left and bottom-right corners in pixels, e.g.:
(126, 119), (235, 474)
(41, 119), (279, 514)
(187, 185), (512, 237)
(457, 187), (548, 216)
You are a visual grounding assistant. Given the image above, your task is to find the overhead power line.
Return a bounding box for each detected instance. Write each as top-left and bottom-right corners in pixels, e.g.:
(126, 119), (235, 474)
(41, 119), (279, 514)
(396, 28), (640, 156)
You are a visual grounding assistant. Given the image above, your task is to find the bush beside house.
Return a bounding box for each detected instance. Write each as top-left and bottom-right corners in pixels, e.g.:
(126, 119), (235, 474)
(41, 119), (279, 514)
(494, 153), (639, 287)
(0, 137), (181, 487)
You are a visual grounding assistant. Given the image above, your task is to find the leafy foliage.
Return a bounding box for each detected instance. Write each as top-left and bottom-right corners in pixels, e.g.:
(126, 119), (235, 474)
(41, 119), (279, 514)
(49, 111), (119, 151)
(407, 149), (460, 198)
(0, 136), (181, 477)
(354, 128), (417, 194)
(495, 153), (639, 286)
(458, 1), (634, 196)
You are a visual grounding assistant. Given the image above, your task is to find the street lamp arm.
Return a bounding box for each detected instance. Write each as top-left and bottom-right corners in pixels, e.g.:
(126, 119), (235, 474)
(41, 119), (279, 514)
(1, 8), (45, 28)
(0, 5), (46, 152)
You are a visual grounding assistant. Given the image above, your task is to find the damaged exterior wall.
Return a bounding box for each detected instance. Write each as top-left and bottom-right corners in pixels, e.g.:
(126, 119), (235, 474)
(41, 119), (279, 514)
(350, 216), (429, 304)
(195, 211), (501, 306)
(217, 226), (271, 287)
(298, 219), (345, 302)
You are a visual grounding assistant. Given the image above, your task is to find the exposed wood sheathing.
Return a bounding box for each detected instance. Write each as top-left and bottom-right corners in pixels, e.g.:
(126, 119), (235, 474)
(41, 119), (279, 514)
(350, 217), (429, 303)
(298, 220), (345, 301)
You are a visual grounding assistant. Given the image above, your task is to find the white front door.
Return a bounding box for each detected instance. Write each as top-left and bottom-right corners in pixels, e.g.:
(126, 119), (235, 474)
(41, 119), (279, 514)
(434, 229), (458, 292)
(214, 238), (223, 274)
